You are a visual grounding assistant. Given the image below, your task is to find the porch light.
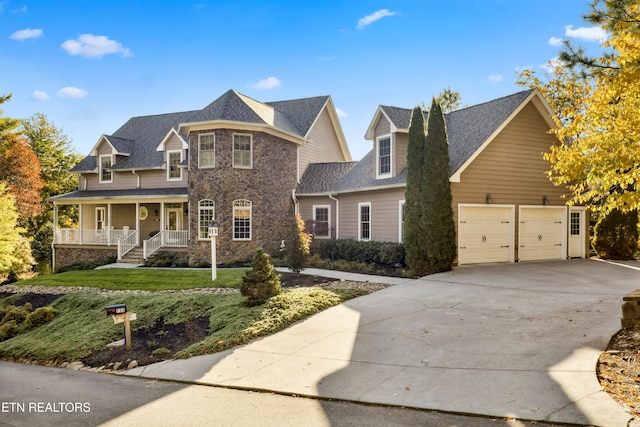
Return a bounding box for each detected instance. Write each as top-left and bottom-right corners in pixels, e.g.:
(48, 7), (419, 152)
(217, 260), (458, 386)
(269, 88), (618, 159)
(208, 220), (219, 237)
(208, 220), (219, 281)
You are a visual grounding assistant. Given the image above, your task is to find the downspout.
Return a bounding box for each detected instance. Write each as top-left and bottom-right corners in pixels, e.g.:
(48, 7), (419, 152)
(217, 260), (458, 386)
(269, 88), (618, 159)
(291, 189), (299, 215)
(329, 193), (339, 239)
(132, 170), (140, 188)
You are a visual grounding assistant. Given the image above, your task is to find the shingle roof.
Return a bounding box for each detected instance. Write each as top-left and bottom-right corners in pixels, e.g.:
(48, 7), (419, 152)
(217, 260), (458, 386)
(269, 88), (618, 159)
(298, 90), (535, 194)
(71, 110), (198, 172)
(73, 90), (333, 173)
(296, 162), (358, 194)
(379, 89), (534, 176)
(267, 96), (330, 137)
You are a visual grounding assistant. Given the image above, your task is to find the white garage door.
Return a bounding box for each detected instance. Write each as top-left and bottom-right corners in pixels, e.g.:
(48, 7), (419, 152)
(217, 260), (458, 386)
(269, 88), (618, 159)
(518, 206), (566, 261)
(458, 205), (514, 264)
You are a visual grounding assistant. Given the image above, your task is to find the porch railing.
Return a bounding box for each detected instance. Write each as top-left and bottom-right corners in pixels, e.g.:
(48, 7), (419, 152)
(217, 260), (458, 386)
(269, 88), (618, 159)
(143, 230), (188, 260)
(54, 228), (130, 246)
(117, 230), (139, 260)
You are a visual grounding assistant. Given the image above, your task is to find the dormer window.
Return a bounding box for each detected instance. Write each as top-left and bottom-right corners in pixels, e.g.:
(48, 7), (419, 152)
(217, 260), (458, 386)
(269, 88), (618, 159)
(168, 150), (182, 180)
(99, 155), (112, 183)
(376, 136), (391, 178)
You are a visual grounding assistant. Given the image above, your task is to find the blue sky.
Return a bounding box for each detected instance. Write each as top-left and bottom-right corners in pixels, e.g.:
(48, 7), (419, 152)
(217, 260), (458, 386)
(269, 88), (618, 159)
(2, 0), (606, 160)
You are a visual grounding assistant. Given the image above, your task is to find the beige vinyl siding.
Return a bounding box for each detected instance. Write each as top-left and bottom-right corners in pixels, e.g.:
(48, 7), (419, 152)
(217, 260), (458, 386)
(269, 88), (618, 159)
(299, 108), (346, 178)
(337, 188), (404, 242)
(297, 196), (337, 239)
(451, 102), (570, 261)
(394, 133), (408, 177)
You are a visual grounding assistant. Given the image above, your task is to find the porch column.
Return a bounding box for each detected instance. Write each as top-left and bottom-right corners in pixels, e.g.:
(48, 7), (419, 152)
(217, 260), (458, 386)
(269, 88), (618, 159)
(136, 203), (140, 246)
(107, 203), (112, 245)
(53, 202), (59, 243)
(160, 202), (165, 245)
(79, 203), (83, 245)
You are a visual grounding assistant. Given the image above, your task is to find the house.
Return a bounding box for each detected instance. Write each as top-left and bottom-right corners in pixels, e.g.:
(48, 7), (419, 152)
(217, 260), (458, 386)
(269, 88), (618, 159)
(295, 89), (588, 264)
(50, 90), (351, 270)
(51, 88), (586, 270)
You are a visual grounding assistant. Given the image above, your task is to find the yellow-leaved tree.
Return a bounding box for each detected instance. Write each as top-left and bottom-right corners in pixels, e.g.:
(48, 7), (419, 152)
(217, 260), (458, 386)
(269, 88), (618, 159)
(523, 1), (640, 217)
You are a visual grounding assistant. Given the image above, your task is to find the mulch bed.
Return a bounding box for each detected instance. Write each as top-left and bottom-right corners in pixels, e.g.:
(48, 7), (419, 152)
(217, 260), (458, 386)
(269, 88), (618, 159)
(597, 327), (640, 418)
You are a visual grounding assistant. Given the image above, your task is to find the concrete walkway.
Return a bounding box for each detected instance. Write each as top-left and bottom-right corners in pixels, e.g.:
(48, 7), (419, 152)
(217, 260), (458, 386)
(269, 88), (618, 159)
(122, 259), (640, 426)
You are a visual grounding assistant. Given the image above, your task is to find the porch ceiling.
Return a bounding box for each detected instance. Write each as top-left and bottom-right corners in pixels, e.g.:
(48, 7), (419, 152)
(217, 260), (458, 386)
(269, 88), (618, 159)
(49, 188), (188, 203)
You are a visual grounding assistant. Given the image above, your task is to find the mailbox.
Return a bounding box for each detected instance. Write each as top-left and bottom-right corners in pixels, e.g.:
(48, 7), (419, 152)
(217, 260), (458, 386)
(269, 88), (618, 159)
(105, 304), (127, 315)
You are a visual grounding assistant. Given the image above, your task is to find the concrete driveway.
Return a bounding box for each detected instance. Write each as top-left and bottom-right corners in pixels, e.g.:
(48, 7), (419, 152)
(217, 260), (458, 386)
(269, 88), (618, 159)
(125, 259), (640, 426)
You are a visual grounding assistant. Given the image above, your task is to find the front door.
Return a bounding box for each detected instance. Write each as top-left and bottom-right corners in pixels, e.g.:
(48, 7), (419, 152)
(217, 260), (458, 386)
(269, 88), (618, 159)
(166, 208), (182, 231)
(568, 207), (586, 258)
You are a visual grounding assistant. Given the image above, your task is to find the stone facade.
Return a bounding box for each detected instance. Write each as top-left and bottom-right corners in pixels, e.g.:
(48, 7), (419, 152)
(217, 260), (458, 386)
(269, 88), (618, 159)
(54, 246), (117, 270)
(188, 129), (298, 265)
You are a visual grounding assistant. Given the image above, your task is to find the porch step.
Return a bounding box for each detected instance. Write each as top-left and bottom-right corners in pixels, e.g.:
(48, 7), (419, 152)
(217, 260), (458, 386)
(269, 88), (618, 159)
(119, 248), (145, 264)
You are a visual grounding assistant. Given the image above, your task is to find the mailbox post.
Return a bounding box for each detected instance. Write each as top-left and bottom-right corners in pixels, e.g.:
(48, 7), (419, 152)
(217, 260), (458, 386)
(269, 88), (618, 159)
(208, 220), (219, 281)
(105, 304), (136, 351)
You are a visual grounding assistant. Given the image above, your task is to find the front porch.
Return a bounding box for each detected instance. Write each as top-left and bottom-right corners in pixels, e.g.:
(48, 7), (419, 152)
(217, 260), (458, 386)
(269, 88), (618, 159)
(50, 189), (189, 267)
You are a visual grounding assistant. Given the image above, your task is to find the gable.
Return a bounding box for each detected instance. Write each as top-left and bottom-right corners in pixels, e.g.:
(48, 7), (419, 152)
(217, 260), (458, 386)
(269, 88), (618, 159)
(449, 90), (555, 182)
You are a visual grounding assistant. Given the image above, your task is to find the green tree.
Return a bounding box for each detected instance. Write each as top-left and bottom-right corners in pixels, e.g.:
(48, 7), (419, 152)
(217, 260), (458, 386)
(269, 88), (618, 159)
(286, 214), (312, 274)
(435, 87), (462, 113)
(241, 249), (281, 306)
(0, 94), (20, 135)
(592, 208), (639, 259)
(20, 113), (81, 270)
(422, 99), (456, 273)
(404, 106), (429, 276)
(0, 184), (28, 281)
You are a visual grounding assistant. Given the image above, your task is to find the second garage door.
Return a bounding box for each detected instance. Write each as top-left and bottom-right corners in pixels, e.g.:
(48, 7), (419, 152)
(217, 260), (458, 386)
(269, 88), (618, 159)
(458, 205), (514, 264)
(518, 206), (566, 261)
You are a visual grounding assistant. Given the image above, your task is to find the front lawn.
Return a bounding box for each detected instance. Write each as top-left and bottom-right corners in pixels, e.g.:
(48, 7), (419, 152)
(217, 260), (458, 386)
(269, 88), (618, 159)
(14, 268), (248, 291)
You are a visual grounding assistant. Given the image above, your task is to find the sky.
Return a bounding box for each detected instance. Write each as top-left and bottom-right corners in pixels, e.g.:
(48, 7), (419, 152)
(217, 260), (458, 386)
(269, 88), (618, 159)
(2, 0), (608, 161)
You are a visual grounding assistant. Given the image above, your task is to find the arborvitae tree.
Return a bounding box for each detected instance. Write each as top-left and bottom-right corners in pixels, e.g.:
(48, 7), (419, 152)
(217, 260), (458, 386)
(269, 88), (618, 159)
(286, 214), (312, 274)
(404, 106), (429, 276)
(241, 249), (281, 306)
(423, 98), (457, 272)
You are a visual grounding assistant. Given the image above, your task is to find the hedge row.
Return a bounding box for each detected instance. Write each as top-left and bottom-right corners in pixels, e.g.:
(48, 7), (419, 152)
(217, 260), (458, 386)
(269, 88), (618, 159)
(315, 239), (405, 266)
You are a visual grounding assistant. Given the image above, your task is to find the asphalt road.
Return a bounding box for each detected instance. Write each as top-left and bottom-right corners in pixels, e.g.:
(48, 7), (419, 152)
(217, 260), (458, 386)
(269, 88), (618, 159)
(0, 361), (573, 427)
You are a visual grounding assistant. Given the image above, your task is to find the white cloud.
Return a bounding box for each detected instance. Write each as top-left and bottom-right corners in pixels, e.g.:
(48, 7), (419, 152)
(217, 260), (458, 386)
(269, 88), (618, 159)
(515, 65), (534, 74)
(61, 34), (132, 58)
(357, 9), (397, 30)
(252, 76), (281, 90)
(32, 90), (49, 100)
(336, 108), (347, 118)
(57, 87), (88, 98)
(10, 28), (43, 40)
(488, 74), (503, 83)
(548, 36), (564, 47)
(540, 57), (563, 74)
(564, 25), (607, 42)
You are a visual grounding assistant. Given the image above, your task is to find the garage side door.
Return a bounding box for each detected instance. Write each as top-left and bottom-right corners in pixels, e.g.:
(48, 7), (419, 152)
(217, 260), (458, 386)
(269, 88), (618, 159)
(518, 206), (566, 261)
(458, 205), (514, 264)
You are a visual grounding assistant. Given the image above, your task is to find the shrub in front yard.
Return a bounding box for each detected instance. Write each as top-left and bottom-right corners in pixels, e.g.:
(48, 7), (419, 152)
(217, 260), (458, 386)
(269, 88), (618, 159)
(240, 249), (281, 306)
(25, 307), (58, 329)
(0, 321), (19, 342)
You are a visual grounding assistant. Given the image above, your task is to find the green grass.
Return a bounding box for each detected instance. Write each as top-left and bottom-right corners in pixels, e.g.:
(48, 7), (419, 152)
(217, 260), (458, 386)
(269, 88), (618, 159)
(14, 268), (248, 291)
(0, 287), (368, 364)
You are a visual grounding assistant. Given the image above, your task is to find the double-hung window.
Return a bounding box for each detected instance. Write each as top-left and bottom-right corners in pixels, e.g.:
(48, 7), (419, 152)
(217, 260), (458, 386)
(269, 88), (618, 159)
(99, 155), (112, 183)
(376, 136), (391, 178)
(167, 150), (182, 180)
(233, 199), (251, 240)
(313, 205), (330, 238)
(359, 202), (371, 241)
(198, 200), (215, 239)
(233, 134), (252, 168)
(198, 133), (215, 168)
